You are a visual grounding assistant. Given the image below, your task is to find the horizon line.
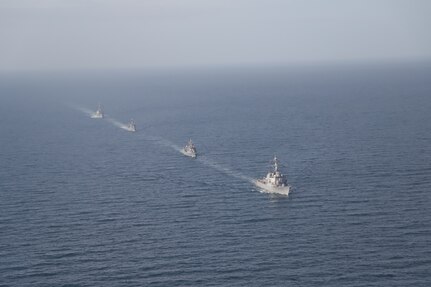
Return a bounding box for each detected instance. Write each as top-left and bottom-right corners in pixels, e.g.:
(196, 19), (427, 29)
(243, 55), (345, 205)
(1, 58), (431, 75)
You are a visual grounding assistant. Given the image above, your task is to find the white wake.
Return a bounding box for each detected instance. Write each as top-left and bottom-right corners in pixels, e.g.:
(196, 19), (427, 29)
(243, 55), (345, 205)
(197, 156), (254, 184)
(70, 104), (258, 188)
(140, 135), (255, 184)
(145, 135), (182, 152)
(144, 134), (253, 184)
(70, 104), (133, 131)
(139, 133), (253, 184)
(105, 117), (129, 131)
(69, 104), (94, 117)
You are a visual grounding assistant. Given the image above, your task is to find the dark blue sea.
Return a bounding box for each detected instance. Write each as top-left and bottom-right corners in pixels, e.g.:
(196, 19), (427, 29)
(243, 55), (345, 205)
(1, 63), (431, 286)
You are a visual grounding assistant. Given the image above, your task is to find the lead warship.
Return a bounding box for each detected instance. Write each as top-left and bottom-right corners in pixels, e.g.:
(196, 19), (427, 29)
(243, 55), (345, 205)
(255, 156), (290, 195)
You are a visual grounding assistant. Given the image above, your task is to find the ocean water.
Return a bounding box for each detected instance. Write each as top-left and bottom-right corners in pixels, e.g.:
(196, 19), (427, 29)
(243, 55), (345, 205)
(1, 64), (431, 286)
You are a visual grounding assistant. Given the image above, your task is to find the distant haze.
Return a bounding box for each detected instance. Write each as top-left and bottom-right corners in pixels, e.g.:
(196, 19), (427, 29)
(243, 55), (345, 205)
(1, 0), (430, 71)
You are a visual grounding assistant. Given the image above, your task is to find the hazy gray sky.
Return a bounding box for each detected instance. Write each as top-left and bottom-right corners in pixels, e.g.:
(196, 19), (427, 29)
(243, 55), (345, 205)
(1, 0), (430, 71)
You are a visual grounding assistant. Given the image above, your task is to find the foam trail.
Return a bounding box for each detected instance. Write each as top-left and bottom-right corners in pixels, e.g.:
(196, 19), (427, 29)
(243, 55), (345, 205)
(69, 104), (131, 131)
(197, 156), (254, 184)
(143, 134), (254, 184)
(105, 117), (129, 131)
(145, 135), (182, 152)
(69, 104), (94, 117)
(69, 104), (254, 185)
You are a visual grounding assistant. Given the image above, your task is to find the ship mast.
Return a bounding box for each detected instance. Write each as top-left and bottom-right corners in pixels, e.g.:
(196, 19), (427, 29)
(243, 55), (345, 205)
(273, 156), (278, 172)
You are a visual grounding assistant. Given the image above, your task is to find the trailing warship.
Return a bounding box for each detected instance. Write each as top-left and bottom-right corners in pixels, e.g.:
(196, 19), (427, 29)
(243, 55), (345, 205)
(91, 104), (104, 119)
(125, 119), (136, 132)
(181, 139), (197, 158)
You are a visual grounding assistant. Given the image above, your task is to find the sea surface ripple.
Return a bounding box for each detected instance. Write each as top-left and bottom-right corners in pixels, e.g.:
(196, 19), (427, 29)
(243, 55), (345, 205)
(1, 64), (431, 286)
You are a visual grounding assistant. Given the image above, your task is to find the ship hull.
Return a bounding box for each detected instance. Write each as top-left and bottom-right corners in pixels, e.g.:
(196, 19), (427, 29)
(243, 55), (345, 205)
(180, 149), (197, 158)
(255, 180), (290, 196)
